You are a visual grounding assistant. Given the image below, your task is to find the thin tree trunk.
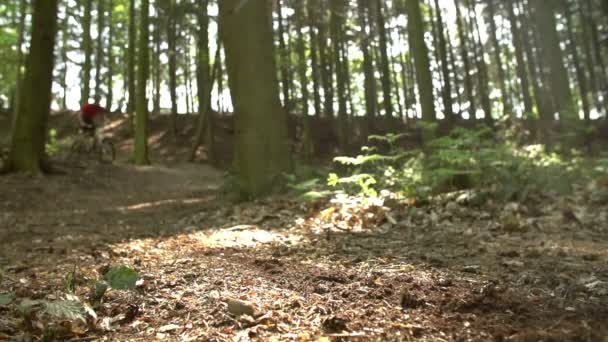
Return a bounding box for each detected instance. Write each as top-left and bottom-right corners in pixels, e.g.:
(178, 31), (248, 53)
(433, 0), (454, 126)
(82, 0), (93, 105)
(467, 0), (492, 125)
(190, 0), (215, 163)
(276, 0), (291, 110)
(95, 0), (105, 103)
(375, 0), (392, 116)
(317, 1), (333, 116)
(107, 0), (114, 110)
(406, 0), (435, 128)
(454, 0), (475, 117)
(153, 16), (162, 113)
(507, 1), (533, 115)
(564, 2), (590, 121)
(307, 0), (321, 117)
(11, 0), (27, 120)
(486, 0), (510, 116)
(134, 0), (150, 165)
(330, 0), (348, 151)
(127, 0), (136, 115)
(167, 0), (178, 138)
(295, 0), (313, 160)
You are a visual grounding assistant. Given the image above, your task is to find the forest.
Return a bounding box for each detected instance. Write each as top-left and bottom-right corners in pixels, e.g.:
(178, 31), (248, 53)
(0, 0), (607, 340)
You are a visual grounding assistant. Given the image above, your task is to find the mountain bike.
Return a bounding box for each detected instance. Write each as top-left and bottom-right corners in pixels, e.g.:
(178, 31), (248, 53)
(68, 125), (115, 163)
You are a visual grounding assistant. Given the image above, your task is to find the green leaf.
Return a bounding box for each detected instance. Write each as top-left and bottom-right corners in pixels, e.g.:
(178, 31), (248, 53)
(0, 293), (14, 305)
(44, 300), (86, 322)
(104, 266), (139, 290)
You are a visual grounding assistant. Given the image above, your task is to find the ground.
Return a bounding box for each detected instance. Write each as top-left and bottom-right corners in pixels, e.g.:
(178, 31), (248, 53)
(0, 113), (607, 341)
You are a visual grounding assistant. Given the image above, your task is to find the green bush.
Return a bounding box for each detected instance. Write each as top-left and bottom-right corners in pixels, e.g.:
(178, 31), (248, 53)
(326, 127), (588, 203)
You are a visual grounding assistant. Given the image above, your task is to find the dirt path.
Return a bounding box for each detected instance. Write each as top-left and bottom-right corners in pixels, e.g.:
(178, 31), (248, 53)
(1, 160), (607, 341)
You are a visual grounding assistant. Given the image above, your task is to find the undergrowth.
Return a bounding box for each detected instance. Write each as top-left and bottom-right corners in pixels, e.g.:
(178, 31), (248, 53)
(290, 126), (596, 205)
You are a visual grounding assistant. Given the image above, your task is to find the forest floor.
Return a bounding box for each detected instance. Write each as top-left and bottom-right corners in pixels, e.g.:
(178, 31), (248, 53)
(1, 112), (608, 341)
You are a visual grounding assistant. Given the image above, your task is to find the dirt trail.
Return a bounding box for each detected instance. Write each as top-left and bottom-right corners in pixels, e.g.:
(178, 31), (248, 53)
(0, 162), (222, 255)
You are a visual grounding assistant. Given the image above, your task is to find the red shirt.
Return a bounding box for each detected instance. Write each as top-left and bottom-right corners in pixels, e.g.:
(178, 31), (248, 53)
(81, 104), (105, 120)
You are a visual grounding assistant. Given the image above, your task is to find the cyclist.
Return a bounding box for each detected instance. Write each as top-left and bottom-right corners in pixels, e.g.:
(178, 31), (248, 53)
(79, 103), (107, 135)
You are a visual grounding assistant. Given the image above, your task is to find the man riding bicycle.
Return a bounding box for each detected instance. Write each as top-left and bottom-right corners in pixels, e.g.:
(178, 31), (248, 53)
(79, 103), (107, 135)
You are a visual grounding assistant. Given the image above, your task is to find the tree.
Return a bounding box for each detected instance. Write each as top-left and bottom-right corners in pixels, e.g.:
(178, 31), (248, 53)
(406, 0), (435, 125)
(82, 0), (93, 105)
(127, 0), (137, 114)
(133, 0), (149, 165)
(433, 0), (454, 125)
(6, 0), (59, 173)
(94, 0), (105, 103)
(454, 0), (475, 117)
(375, 0), (392, 116)
(485, 0), (510, 116)
(531, 0), (575, 119)
(506, 1), (533, 116)
(219, 0), (291, 199)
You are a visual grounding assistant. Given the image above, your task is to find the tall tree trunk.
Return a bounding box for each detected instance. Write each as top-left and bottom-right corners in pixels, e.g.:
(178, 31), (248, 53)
(583, 0), (608, 114)
(564, 2), (590, 121)
(11, 0), (27, 121)
(184, 41), (193, 114)
(134, 0), (150, 165)
(357, 0), (377, 124)
(191, 0), (215, 163)
(60, 10), (69, 110)
(375, 0), (392, 116)
(307, 0), (322, 117)
(454, 0), (475, 117)
(219, 0), (291, 199)
(127, 0), (137, 114)
(330, 0), (348, 151)
(506, 1), (533, 115)
(107, 0), (114, 111)
(531, 0), (575, 119)
(519, 0), (546, 120)
(446, 27), (462, 117)
(467, 0), (492, 126)
(167, 0), (178, 138)
(579, 1), (601, 112)
(406, 0), (435, 128)
(153, 16), (162, 113)
(295, 0), (313, 160)
(486, 0), (510, 116)
(7, 0), (59, 174)
(433, 0), (454, 126)
(95, 0), (105, 103)
(317, 2), (333, 116)
(82, 0), (93, 105)
(276, 0), (291, 110)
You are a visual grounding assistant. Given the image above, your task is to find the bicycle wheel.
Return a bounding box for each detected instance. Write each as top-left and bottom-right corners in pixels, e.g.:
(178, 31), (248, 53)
(98, 138), (116, 163)
(67, 136), (87, 161)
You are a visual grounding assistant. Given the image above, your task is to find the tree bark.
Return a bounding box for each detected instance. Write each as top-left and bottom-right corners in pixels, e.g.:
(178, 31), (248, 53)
(219, 0), (291, 199)
(7, 0), (59, 174)
(406, 0), (435, 127)
(433, 0), (454, 125)
(94, 0), (105, 103)
(127, 0), (137, 114)
(486, 0), (510, 116)
(134, 0), (150, 165)
(82, 0), (93, 105)
(375, 0), (392, 116)
(506, 1), (533, 115)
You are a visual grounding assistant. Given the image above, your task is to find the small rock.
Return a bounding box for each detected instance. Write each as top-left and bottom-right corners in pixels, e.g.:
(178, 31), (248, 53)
(227, 298), (255, 317)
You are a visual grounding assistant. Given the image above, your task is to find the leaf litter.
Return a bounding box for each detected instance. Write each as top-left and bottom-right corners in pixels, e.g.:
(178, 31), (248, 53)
(0, 163), (607, 341)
